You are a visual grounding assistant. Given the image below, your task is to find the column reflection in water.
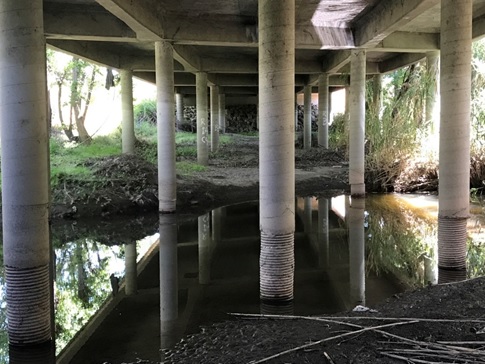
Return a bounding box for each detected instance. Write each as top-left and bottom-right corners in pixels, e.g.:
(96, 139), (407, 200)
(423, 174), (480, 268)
(124, 242), (137, 296)
(348, 197), (366, 306)
(318, 198), (330, 269)
(304, 197), (313, 234)
(212, 207), (222, 248)
(9, 343), (55, 364)
(438, 267), (467, 284)
(159, 214), (178, 349)
(198, 213), (211, 285)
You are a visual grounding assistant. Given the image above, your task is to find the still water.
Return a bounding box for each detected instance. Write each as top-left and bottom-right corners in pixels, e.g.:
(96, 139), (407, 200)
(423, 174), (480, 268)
(1, 194), (485, 363)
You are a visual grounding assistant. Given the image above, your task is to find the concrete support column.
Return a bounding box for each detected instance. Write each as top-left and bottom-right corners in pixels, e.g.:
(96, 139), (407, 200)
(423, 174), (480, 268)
(303, 84), (312, 150)
(124, 243), (137, 296)
(426, 51), (440, 127)
(210, 85), (220, 152)
(175, 92), (184, 131)
(438, 0), (472, 279)
(121, 69), (135, 154)
(318, 74), (329, 148)
(198, 213), (211, 285)
(159, 214), (178, 349)
(155, 41), (176, 213)
(0, 0), (52, 345)
(349, 50), (366, 197)
(259, 0), (295, 302)
(348, 197), (365, 306)
(196, 72), (209, 165)
(219, 93), (226, 134)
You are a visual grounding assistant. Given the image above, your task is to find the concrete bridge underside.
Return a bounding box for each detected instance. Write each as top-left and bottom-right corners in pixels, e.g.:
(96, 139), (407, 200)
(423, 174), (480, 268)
(0, 0), (479, 348)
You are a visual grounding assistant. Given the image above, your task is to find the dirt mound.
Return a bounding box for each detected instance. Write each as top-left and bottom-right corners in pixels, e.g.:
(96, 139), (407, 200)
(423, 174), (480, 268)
(163, 277), (485, 364)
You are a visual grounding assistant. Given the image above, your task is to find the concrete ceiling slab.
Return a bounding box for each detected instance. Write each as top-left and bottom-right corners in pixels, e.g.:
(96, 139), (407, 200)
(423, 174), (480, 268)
(40, 0), (485, 95)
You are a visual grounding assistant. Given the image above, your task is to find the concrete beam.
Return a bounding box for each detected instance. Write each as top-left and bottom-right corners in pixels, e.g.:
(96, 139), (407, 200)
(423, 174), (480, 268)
(47, 40), (121, 69)
(339, 62), (380, 75)
(379, 53), (426, 74)
(473, 15), (485, 40)
(121, 55), (184, 72)
(208, 74), (258, 87)
(134, 71), (196, 86)
(172, 45), (202, 72)
(297, 25), (354, 49)
(220, 87), (259, 95)
(308, 74), (350, 87)
(373, 32), (440, 52)
(354, 0), (440, 47)
(95, 0), (164, 40)
(164, 15), (253, 47)
(44, 3), (137, 42)
(163, 14), (354, 49)
(321, 50), (351, 73)
(202, 57), (258, 74)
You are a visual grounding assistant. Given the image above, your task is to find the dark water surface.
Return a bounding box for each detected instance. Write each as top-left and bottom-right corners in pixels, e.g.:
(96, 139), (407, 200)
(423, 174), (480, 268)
(1, 194), (485, 363)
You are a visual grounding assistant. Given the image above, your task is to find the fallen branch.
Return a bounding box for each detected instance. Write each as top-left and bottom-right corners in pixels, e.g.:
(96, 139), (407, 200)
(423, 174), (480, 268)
(323, 351), (335, 364)
(231, 312), (485, 363)
(381, 351), (447, 364)
(247, 320), (417, 364)
(229, 312), (485, 324)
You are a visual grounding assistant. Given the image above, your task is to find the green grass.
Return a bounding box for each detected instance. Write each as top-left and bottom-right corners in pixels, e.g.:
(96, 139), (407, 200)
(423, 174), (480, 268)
(135, 121), (157, 143)
(48, 124), (228, 187)
(176, 161), (206, 174)
(175, 131), (197, 144)
(50, 134), (121, 186)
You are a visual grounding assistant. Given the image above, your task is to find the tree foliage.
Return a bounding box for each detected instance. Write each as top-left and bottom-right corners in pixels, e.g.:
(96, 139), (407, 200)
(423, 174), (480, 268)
(47, 50), (100, 143)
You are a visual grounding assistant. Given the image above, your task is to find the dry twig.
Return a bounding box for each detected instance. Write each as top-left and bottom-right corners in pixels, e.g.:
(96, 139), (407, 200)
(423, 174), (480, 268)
(246, 320), (417, 364)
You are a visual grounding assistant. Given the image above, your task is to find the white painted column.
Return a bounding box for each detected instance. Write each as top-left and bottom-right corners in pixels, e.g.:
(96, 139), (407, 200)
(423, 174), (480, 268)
(259, 0), (295, 302)
(121, 69), (135, 154)
(210, 85), (220, 152)
(124, 243), (137, 296)
(303, 84), (312, 150)
(159, 214), (178, 348)
(196, 72), (209, 165)
(318, 74), (329, 148)
(0, 0), (52, 345)
(349, 50), (366, 197)
(219, 93), (226, 134)
(348, 197), (365, 306)
(175, 92), (184, 131)
(438, 0), (472, 279)
(155, 41), (176, 213)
